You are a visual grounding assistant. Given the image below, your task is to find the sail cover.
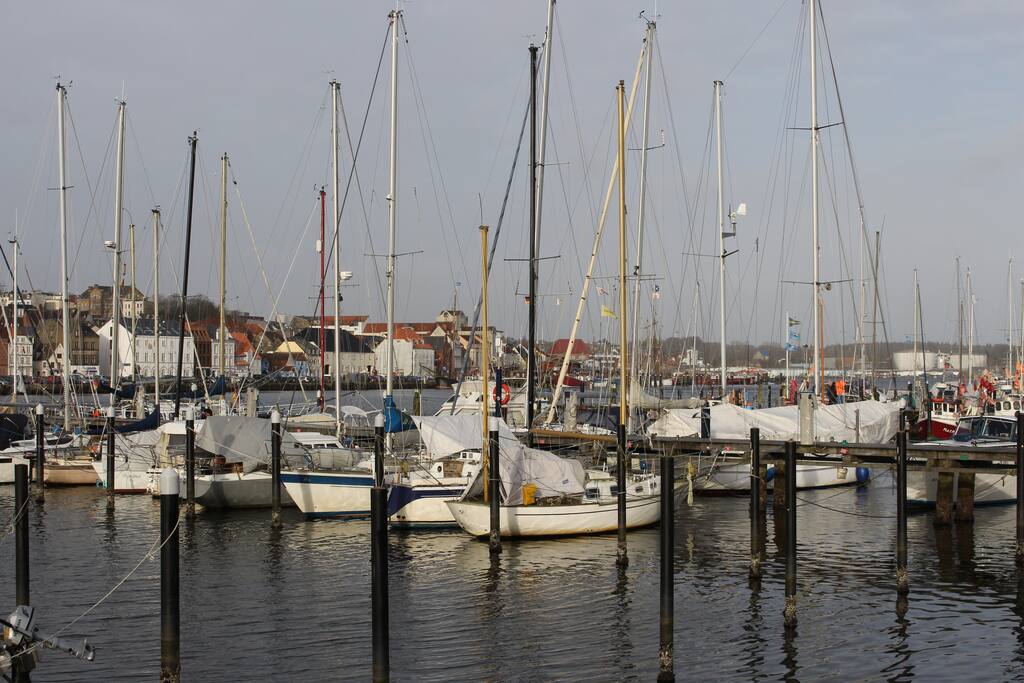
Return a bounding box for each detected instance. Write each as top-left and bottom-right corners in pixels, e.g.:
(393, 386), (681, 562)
(412, 414), (518, 458)
(629, 379), (703, 411)
(497, 442), (586, 506)
(647, 400), (900, 444)
(196, 416), (303, 472)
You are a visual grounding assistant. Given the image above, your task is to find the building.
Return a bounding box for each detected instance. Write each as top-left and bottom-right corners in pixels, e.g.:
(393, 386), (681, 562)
(891, 350), (988, 373)
(95, 319), (197, 379)
(37, 317), (101, 376)
(79, 284), (147, 321)
(294, 326), (375, 376)
(374, 326), (436, 377)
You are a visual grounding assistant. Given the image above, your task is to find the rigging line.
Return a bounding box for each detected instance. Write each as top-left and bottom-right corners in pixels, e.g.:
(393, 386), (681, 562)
(323, 24), (392, 318)
(481, 62), (529, 200)
(66, 102), (117, 279)
(450, 97), (530, 405)
(724, 0), (792, 80)
(16, 97), (57, 243)
(126, 113), (158, 208)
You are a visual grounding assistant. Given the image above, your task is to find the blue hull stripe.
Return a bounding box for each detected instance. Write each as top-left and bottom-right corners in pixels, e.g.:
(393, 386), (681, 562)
(280, 473), (374, 487)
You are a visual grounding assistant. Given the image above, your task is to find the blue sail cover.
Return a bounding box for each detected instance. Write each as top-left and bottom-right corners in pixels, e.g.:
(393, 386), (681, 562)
(382, 394), (405, 433)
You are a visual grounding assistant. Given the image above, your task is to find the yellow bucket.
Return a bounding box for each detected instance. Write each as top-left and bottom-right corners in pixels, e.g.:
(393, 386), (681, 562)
(522, 483), (538, 506)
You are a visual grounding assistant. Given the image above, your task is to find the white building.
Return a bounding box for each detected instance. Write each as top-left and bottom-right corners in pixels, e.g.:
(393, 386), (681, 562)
(375, 337), (435, 377)
(95, 319), (197, 379)
(121, 297), (147, 319)
(7, 334), (32, 379)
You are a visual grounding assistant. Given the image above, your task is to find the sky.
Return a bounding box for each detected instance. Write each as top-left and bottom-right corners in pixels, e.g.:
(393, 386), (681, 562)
(2, 0), (1022, 350)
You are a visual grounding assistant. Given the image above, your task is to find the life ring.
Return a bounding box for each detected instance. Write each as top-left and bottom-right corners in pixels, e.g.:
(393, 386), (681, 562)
(493, 383), (511, 406)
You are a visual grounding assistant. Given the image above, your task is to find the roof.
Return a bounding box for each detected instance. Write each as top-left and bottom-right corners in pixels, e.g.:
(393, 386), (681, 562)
(550, 339), (591, 357)
(294, 327), (374, 354)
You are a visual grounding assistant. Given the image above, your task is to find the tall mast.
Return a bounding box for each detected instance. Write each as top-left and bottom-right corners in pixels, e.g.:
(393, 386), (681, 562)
(110, 99), (126, 399)
(152, 208), (161, 409)
(10, 237), (17, 403)
(809, 0), (822, 398)
(173, 132), (198, 419)
(219, 153), (228, 378)
(714, 79), (727, 398)
(967, 268), (974, 386)
(527, 43), (538, 439)
(858, 214), (866, 383)
(57, 83), (72, 431)
(615, 78), (628, 567)
(1008, 258), (1014, 377)
(912, 269), (919, 383)
(870, 230), (880, 390)
(319, 188), (327, 409)
(330, 80), (342, 437)
(129, 221), (137, 381)
(385, 9), (400, 410)
(533, 0), (555, 260)
(629, 19), (655, 430)
(956, 256), (962, 383)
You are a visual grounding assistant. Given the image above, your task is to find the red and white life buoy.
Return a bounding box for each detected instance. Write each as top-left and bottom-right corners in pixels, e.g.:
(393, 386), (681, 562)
(493, 383), (512, 406)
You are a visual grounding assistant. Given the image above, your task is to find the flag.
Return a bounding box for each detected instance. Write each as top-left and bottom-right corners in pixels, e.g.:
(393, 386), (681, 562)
(652, 284), (661, 300)
(788, 328), (800, 343)
(597, 286), (608, 295)
(788, 316), (800, 327)
(601, 305), (617, 319)
(784, 343), (797, 352)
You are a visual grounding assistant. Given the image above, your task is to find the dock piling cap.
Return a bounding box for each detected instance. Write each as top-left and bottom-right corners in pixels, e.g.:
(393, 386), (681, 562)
(271, 408), (281, 425)
(35, 403), (43, 415)
(160, 468), (180, 496)
(375, 413), (385, 428)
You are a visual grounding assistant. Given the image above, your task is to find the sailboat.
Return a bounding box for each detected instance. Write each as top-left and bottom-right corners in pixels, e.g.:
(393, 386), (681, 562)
(450, 76), (663, 538)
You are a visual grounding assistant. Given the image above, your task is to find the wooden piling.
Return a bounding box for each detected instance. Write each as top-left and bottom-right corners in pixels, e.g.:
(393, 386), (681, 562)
(160, 469), (180, 683)
(616, 422), (628, 568)
(488, 424), (501, 554)
(106, 407), (116, 510)
(658, 453), (674, 681)
(271, 409), (282, 528)
(33, 404), (44, 503)
(784, 441), (797, 629)
(749, 428), (762, 580)
(185, 409), (196, 519)
(773, 457), (787, 510)
(15, 463), (29, 606)
(934, 471), (955, 526)
(371, 413), (389, 682)
(1017, 412), (1024, 567)
(955, 472), (975, 523)
(896, 421), (909, 595)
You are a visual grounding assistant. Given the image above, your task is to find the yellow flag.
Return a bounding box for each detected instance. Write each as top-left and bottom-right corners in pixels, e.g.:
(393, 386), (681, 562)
(600, 305), (617, 319)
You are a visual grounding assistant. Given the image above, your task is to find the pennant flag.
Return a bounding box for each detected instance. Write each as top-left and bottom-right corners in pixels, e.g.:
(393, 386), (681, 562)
(784, 343), (798, 352)
(600, 305), (618, 319)
(788, 328), (800, 342)
(652, 284), (661, 300)
(597, 286), (609, 295)
(788, 316), (800, 327)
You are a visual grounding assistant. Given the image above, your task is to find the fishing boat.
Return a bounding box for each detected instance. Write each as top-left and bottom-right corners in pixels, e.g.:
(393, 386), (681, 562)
(907, 414), (1018, 506)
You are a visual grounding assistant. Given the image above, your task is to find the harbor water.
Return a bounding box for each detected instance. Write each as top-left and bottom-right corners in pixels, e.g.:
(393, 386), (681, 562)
(0, 391), (1022, 680)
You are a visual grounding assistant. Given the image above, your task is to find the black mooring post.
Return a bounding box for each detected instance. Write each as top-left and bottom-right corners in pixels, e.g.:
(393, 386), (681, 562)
(371, 413), (389, 682)
(700, 403), (711, 439)
(34, 403), (44, 502)
(1016, 412), (1024, 567)
(185, 409), (196, 519)
(658, 453), (674, 682)
(160, 469), (180, 682)
(616, 422), (628, 568)
(271, 408), (282, 528)
(784, 441), (797, 628)
(15, 463), (29, 606)
(106, 407), (116, 510)
(488, 423), (501, 554)
(897, 412), (909, 594)
(749, 427), (762, 580)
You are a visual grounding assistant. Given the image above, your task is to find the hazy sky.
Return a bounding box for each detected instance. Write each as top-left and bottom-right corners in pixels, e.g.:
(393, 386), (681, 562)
(2, 1), (1022, 349)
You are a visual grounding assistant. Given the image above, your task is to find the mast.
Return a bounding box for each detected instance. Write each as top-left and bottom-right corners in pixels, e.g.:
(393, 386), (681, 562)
(57, 83), (72, 431)
(385, 9), (400, 415)
(691, 283), (699, 396)
(480, 225), (490, 495)
(219, 153), (228, 378)
(1008, 258), (1014, 377)
(533, 0), (555, 263)
(10, 236), (17, 403)
(809, 0), (822, 399)
(912, 269), (919, 389)
(615, 78), (628, 567)
(173, 132), (198, 419)
(330, 79), (342, 437)
(129, 221), (137, 381)
(870, 230), (880, 390)
(858, 214), (867, 384)
(543, 41), (646, 423)
(967, 268), (974, 386)
(318, 188), (327, 409)
(956, 256), (962, 384)
(110, 98), (126, 399)
(527, 43), (538, 439)
(628, 19), (655, 430)
(714, 79), (727, 398)
(152, 208), (161, 409)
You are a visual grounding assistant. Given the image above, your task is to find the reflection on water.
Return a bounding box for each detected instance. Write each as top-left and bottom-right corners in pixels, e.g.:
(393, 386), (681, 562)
(0, 479), (1022, 680)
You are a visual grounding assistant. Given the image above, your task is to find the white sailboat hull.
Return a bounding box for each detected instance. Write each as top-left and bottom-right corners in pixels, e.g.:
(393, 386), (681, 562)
(691, 461), (869, 493)
(280, 470), (374, 517)
(193, 471), (295, 509)
(92, 456), (151, 493)
(907, 470), (1016, 506)
(0, 455), (32, 484)
(446, 494), (662, 538)
(388, 482), (467, 527)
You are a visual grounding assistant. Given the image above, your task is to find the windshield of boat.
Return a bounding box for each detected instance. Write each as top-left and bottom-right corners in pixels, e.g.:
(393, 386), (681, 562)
(954, 417), (1015, 441)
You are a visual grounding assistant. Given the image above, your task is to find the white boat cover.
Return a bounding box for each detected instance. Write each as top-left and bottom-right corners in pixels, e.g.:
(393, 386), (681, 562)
(197, 416), (302, 472)
(412, 414), (518, 458)
(646, 400), (899, 443)
(497, 443), (586, 506)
